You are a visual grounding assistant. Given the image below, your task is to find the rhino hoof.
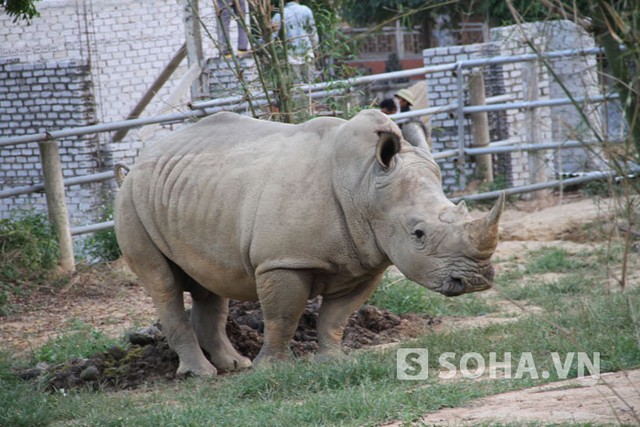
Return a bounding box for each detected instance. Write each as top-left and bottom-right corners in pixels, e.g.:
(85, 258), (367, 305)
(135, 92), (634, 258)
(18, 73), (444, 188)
(176, 362), (217, 378)
(217, 356), (252, 373)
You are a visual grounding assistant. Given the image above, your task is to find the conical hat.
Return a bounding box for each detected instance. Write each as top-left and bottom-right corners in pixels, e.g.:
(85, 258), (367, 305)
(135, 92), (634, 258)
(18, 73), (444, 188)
(394, 88), (416, 106)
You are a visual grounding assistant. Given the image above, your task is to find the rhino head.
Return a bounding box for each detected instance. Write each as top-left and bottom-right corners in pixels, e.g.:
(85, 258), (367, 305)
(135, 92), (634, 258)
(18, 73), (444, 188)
(334, 110), (504, 297)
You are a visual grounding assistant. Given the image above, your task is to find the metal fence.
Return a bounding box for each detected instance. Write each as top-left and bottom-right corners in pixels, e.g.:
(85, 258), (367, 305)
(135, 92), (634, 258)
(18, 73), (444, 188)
(0, 46), (633, 270)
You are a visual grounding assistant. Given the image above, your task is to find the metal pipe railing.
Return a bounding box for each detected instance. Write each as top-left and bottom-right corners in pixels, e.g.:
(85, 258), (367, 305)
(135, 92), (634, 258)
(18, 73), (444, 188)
(450, 167), (640, 203)
(0, 45), (623, 241)
(0, 47), (605, 148)
(72, 220), (114, 236)
(291, 47), (603, 94)
(0, 109), (211, 147)
(433, 139), (625, 160)
(0, 170), (115, 199)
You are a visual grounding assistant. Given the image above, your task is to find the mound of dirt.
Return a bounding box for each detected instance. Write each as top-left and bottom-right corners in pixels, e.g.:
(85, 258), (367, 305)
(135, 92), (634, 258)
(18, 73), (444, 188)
(18, 300), (437, 392)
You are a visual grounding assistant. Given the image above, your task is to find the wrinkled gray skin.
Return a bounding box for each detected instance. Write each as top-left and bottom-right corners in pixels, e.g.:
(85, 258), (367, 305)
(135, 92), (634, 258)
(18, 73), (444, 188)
(115, 110), (504, 377)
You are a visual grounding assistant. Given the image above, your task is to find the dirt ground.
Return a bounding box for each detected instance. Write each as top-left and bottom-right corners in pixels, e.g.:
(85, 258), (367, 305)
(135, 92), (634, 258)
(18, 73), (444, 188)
(386, 369), (640, 426)
(2, 193), (639, 424)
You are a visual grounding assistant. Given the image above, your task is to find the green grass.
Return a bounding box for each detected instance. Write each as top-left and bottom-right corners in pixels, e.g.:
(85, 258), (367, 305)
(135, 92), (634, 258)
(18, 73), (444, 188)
(0, 245), (639, 426)
(368, 275), (497, 317)
(32, 320), (122, 366)
(524, 247), (591, 274)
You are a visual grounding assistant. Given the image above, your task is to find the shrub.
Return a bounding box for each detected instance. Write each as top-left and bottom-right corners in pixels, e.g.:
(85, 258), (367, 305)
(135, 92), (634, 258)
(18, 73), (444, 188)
(83, 206), (121, 262)
(0, 211), (59, 315)
(0, 211), (59, 282)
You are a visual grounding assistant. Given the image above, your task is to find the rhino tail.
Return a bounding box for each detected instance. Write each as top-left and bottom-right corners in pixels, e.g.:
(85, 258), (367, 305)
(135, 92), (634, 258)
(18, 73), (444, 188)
(114, 162), (130, 187)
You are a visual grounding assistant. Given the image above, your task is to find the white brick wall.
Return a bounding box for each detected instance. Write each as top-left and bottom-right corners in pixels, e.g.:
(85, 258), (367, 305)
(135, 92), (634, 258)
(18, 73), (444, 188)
(423, 20), (602, 192)
(0, 0), (244, 227)
(0, 59), (101, 226)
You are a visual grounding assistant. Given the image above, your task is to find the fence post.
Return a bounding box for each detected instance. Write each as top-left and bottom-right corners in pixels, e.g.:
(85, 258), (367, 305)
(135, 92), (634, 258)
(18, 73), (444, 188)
(523, 60), (548, 199)
(38, 141), (75, 273)
(455, 63), (467, 189)
(469, 71), (493, 183)
(182, 0), (205, 101)
(395, 20), (405, 59)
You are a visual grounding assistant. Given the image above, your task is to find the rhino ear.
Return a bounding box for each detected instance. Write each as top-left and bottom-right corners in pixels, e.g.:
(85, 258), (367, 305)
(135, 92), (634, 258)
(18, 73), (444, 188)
(375, 132), (401, 169)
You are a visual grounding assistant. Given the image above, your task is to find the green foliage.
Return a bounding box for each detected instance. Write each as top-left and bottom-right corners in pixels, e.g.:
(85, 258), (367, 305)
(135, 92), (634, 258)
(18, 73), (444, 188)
(581, 179), (613, 197)
(0, 212), (59, 313)
(83, 206), (121, 262)
(0, 211), (59, 282)
(307, 0), (359, 81)
(1, 0), (40, 22)
(240, 0), (361, 123)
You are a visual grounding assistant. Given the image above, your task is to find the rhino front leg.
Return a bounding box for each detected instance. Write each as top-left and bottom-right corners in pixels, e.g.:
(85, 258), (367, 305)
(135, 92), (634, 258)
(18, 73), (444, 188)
(190, 291), (252, 372)
(316, 273), (383, 357)
(254, 269), (311, 367)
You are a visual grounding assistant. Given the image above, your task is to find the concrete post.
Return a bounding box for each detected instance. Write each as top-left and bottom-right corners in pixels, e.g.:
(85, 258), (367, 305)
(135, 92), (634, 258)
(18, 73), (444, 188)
(469, 72), (493, 183)
(395, 20), (405, 59)
(38, 141), (75, 273)
(182, 0), (205, 100)
(523, 61), (549, 199)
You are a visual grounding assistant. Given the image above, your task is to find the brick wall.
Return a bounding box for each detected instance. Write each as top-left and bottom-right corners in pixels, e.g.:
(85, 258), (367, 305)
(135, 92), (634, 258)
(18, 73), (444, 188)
(207, 56), (260, 100)
(423, 43), (507, 191)
(0, 58), (102, 226)
(0, 0), (239, 228)
(491, 20), (602, 176)
(422, 20), (601, 192)
(1, 0), (253, 158)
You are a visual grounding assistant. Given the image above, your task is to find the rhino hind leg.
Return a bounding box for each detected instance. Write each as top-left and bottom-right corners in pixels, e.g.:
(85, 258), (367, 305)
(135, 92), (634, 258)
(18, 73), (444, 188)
(128, 257), (216, 377)
(116, 198), (216, 377)
(189, 288), (252, 372)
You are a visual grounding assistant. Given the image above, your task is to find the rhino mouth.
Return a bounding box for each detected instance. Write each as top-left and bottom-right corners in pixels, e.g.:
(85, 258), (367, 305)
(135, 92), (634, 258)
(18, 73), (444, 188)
(441, 266), (494, 297)
(441, 277), (466, 296)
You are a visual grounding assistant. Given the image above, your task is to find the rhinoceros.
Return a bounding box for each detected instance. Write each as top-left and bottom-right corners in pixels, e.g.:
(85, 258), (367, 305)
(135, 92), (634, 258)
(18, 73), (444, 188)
(115, 110), (504, 377)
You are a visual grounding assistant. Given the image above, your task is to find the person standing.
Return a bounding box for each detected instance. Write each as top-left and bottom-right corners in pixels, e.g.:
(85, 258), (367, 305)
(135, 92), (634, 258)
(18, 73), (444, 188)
(216, 0), (249, 57)
(272, 1), (319, 83)
(395, 88), (415, 113)
(379, 98), (397, 115)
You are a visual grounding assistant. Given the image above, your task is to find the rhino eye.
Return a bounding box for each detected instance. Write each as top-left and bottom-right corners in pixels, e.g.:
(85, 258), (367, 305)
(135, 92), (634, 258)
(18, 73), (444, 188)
(412, 229), (426, 247)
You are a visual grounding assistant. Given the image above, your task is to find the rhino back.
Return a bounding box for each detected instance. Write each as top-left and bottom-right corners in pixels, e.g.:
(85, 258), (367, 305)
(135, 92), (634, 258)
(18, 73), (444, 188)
(126, 113), (353, 297)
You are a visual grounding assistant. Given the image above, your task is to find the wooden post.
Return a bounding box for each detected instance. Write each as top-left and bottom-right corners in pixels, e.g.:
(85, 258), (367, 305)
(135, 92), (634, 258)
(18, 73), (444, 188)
(38, 141), (75, 273)
(182, 0), (205, 101)
(523, 61), (548, 199)
(469, 72), (493, 183)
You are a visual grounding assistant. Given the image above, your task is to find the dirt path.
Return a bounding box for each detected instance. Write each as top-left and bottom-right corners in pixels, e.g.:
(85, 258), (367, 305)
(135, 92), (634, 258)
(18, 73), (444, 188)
(1, 261), (158, 354)
(403, 370), (640, 426)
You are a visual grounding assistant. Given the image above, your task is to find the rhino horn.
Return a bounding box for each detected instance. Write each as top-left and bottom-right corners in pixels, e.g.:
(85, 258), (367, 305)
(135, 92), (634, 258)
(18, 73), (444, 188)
(465, 192), (506, 253)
